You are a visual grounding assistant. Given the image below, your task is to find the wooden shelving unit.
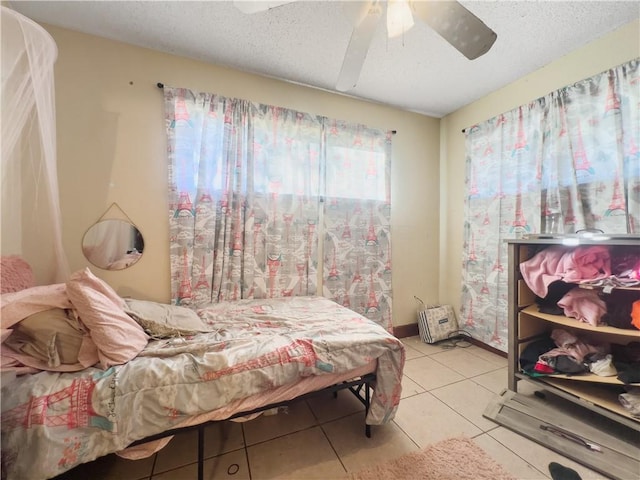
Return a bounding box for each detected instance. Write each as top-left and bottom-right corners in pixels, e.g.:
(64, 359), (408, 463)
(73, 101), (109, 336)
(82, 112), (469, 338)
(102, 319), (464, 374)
(507, 237), (640, 430)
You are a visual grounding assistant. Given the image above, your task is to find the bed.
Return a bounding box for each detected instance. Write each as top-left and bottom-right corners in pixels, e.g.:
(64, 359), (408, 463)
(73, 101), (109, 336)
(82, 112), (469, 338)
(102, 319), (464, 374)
(0, 267), (405, 480)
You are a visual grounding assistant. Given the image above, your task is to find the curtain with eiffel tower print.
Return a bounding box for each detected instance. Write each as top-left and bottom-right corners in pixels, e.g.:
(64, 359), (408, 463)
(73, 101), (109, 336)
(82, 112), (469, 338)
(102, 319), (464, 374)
(322, 121), (393, 332)
(165, 88), (322, 306)
(461, 59), (639, 351)
(164, 88), (394, 322)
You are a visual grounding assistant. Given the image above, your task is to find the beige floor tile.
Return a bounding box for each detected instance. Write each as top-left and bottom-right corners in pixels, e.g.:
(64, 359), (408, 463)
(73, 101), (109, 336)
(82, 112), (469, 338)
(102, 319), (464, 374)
(242, 401), (317, 446)
(52, 453), (154, 480)
(430, 379), (501, 432)
(473, 432), (548, 479)
(472, 366), (551, 397)
(402, 343), (424, 360)
(403, 355), (465, 390)
(471, 367), (509, 394)
(430, 348), (504, 378)
(489, 427), (606, 480)
(400, 374), (425, 399)
(322, 412), (419, 473)
(392, 391), (482, 447)
(306, 387), (365, 424)
(154, 421), (244, 474)
(152, 449), (249, 480)
(246, 427), (345, 479)
(401, 335), (451, 355)
(465, 344), (509, 367)
(473, 371), (546, 397)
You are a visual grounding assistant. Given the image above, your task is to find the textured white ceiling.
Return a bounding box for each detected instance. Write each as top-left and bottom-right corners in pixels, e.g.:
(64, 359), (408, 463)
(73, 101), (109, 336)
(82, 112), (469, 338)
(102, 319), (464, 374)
(9, 0), (640, 117)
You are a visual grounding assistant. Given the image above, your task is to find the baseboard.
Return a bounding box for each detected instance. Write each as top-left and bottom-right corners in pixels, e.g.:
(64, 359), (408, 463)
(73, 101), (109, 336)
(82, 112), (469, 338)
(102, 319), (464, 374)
(467, 337), (507, 358)
(393, 323), (418, 339)
(393, 323), (507, 359)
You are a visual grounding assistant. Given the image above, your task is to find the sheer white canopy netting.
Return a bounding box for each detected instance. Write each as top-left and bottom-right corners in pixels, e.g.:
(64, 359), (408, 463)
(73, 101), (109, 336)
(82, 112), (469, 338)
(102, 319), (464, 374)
(1, 6), (69, 283)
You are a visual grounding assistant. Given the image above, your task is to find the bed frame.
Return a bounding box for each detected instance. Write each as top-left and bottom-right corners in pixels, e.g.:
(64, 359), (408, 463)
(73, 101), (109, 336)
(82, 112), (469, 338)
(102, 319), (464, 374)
(129, 373), (376, 480)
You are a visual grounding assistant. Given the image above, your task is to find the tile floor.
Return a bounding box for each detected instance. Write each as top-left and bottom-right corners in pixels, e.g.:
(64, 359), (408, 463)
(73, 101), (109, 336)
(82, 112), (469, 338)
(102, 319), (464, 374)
(55, 336), (608, 480)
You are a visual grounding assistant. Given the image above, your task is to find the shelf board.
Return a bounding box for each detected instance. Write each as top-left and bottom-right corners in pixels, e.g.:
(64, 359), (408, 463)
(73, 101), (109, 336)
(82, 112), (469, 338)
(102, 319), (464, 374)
(578, 284), (640, 292)
(539, 376), (640, 423)
(507, 237), (640, 246)
(527, 371), (639, 387)
(521, 304), (640, 338)
(516, 373), (640, 429)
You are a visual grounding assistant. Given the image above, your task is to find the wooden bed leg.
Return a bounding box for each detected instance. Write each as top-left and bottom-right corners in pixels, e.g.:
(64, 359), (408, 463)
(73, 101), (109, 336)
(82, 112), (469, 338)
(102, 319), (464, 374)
(198, 424), (205, 480)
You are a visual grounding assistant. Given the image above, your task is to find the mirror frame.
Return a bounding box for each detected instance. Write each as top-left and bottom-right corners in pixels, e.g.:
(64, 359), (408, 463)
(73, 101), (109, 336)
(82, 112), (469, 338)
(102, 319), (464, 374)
(82, 219), (144, 271)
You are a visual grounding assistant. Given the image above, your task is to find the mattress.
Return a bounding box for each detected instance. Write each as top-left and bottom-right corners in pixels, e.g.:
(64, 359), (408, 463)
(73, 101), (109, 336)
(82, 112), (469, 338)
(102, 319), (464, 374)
(1, 296), (405, 480)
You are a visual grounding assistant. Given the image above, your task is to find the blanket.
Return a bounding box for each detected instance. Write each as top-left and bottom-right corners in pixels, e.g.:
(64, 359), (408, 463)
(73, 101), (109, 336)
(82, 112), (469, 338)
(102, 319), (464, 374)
(1, 296), (405, 480)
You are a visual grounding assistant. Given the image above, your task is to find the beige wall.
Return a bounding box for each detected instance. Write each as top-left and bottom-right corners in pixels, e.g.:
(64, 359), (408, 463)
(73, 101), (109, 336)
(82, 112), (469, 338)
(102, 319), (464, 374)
(46, 25), (440, 328)
(43, 19), (638, 332)
(438, 19), (640, 313)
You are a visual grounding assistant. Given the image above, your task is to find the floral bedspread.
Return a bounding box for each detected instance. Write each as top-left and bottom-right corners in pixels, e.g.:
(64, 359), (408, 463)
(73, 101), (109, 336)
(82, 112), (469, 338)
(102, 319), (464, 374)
(1, 296), (405, 480)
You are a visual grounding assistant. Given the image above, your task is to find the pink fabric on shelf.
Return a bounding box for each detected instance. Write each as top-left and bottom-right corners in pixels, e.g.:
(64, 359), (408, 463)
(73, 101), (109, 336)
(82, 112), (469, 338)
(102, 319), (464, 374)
(519, 246), (566, 297)
(557, 288), (607, 327)
(544, 328), (609, 364)
(520, 245), (611, 297)
(564, 246), (611, 283)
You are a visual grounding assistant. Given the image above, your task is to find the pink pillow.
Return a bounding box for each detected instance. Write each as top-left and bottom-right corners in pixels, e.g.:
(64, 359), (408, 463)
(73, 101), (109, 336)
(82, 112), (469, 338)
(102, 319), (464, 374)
(1, 256), (35, 294)
(66, 268), (148, 368)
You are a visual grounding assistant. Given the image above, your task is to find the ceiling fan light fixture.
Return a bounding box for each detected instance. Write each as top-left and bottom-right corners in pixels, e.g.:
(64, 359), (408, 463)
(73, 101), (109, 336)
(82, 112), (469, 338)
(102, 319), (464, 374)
(386, 0), (414, 38)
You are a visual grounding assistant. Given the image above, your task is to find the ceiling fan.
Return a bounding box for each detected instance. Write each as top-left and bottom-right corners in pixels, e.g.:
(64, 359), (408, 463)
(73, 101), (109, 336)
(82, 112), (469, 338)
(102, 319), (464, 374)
(233, 1), (497, 92)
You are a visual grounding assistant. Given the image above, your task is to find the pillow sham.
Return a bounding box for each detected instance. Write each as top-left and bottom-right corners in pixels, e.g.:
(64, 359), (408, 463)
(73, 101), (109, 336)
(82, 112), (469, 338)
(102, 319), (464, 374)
(66, 268), (148, 368)
(1, 284), (71, 330)
(3, 308), (84, 367)
(124, 298), (211, 338)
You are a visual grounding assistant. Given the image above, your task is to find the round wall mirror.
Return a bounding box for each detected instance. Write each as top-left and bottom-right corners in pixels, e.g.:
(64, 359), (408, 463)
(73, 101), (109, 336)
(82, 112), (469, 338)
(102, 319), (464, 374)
(82, 219), (144, 270)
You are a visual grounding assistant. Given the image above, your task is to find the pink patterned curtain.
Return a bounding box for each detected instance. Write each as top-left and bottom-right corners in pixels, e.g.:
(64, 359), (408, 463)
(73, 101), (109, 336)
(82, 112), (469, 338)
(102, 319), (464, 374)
(164, 88), (393, 325)
(165, 88), (322, 305)
(322, 121), (393, 331)
(461, 60), (639, 350)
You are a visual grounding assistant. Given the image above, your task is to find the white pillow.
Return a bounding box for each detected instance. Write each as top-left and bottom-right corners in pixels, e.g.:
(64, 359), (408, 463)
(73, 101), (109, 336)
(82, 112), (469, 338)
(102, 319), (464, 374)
(124, 298), (211, 338)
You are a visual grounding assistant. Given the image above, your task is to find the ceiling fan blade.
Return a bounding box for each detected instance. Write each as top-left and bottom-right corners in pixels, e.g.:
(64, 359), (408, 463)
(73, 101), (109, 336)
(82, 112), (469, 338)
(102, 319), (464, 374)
(233, 1), (297, 14)
(336, 1), (383, 92)
(412, 0), (497, 60)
